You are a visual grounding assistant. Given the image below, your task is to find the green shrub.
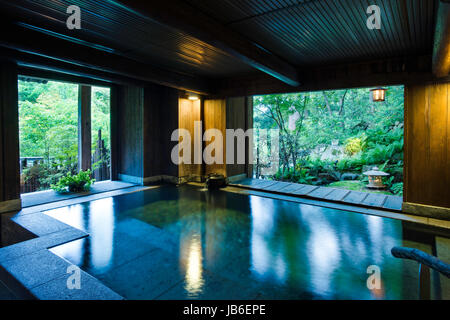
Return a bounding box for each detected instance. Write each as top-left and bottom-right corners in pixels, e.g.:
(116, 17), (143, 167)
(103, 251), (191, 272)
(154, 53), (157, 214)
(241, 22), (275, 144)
(391, 182), (403, 196)
(336, 157), (365, 172)
(274, 167), (315, 184)
(344, 134), (367, 156)
(304, 158), (326, 174)
(51, 169), (95, 193)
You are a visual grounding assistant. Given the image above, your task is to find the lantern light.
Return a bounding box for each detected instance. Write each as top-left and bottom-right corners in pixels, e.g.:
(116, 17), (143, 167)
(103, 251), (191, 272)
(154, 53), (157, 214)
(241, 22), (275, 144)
(370, 87), (387, 102)
(363, 166), (390, 189)
(187, 92), (200, 101)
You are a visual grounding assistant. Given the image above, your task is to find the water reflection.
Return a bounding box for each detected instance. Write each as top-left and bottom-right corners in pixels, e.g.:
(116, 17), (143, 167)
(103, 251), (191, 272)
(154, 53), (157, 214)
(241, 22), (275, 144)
(177, 188), (205, 297)
(48, 197), (115, 274)
(250, 196), (276, 280)
(185, 235), (204, 296)
(308, 218), (341, 296)
(88, 198), (114, 270)
(45, 186), (436, 300)
(249, 195), (405, 299)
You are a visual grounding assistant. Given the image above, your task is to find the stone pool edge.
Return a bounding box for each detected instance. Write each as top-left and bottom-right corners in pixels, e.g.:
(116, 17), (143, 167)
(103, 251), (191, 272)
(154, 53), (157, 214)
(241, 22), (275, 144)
(0, 201), (131, 300)
(0, 184), (159, 300)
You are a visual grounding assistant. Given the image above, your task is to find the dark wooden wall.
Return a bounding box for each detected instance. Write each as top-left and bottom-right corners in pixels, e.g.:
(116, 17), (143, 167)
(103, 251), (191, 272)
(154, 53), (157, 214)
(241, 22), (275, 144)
(144, 84), (179, 180)
(226, 97), (253, 178)
(108, 83), (183, 185)
(115, 85), (144, 183)
(0, 61), (20, 212)
(404, 81), (450, 210)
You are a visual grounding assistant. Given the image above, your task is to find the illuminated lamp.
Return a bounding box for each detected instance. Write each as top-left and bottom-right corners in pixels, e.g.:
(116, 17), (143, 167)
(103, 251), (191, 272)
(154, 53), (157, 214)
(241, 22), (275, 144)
(370, 87), (387, 102)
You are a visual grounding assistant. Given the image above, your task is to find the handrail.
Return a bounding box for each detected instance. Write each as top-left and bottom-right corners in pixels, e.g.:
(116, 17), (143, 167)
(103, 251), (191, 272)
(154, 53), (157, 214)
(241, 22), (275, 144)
(391, 246), (450, 278)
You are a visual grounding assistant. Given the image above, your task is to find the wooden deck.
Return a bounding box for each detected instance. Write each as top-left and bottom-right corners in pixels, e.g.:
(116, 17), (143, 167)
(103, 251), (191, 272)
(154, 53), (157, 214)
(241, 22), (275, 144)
(229, 178), (403, 211)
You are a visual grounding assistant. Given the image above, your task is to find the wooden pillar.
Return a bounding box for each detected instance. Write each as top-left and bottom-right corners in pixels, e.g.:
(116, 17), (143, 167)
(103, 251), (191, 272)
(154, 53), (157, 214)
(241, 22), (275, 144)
(0, 66), (4, 204)
(204, 99), (226, 177)
(143, 87), (193, 184)
(78, 85), (91, 171)
(158, 87), (180, 180)
(403, 82), (450, 219)
(110, 85), (119, 180)
(225, 97), (245, 178)
(245, 96), (254, 178)
(224, 96), (254, 179)
(419, 264), (431, 300)
(179, 97), (202, 180)
(199, 98), (205, 179)
(0, 61), (21, 213)
(116, 85), (144, 184)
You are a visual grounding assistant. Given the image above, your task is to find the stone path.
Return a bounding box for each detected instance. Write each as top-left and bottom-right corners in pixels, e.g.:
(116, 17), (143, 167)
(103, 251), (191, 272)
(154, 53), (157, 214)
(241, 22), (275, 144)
(229, 178), (403, 211)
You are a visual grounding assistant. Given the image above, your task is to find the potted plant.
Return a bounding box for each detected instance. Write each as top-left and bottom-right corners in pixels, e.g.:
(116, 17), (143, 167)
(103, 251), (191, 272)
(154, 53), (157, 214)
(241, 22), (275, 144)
(51, 169), (95, 193)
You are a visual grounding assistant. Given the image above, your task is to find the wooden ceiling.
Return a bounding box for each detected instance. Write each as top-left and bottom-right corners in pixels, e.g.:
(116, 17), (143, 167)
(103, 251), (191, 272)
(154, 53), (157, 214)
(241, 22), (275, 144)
(186, 0), (437, 66)
(0, 0), (444, 94)
(0, 0), (254, 78)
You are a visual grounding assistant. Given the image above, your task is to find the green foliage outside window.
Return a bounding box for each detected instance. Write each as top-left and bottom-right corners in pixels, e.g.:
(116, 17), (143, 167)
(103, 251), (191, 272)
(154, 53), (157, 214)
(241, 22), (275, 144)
(254, 86), (404, 196)
(18, 79), (110, 193)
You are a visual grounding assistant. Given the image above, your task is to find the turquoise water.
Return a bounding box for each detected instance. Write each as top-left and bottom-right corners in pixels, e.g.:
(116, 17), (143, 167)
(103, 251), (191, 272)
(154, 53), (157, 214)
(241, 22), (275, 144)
(46, 185), (440, 299)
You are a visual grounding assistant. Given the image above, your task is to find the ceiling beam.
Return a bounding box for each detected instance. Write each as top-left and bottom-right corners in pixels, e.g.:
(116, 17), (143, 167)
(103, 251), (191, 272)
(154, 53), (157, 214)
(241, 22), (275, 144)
(226, 0), (320, 25)
(213, 55), (437, 97)
(0, 48), (133, 87)
(112, 0), (300, 86)
(432, 0), (450, 78)
(0, 22), (211, 94)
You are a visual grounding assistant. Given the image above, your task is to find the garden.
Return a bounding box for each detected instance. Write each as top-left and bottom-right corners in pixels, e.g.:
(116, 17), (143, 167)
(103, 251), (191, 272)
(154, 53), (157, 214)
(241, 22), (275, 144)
(253, 86), (404, 196)
(18, 79), (110, 194)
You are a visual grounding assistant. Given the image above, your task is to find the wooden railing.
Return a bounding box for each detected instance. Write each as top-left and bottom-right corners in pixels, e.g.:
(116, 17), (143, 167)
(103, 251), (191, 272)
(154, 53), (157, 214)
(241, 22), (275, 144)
(391, 246), (450, 300)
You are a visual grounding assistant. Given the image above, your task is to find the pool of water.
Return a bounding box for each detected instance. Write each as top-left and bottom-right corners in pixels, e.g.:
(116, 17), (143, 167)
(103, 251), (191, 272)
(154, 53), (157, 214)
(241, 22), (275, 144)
(45, 185), (446, 300)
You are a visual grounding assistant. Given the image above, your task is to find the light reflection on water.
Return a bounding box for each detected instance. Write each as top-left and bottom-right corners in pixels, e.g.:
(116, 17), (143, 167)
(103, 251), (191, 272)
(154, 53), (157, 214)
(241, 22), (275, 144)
(247, 195), (407, 299)
(184, 235), (204, 297)
(45, 185), (440, 300)
(48, 198), (115, 274)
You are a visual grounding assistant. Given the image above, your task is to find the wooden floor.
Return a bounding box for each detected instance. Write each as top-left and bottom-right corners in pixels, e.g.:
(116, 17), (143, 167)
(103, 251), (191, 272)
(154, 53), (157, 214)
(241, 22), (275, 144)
(229, 178), (403, 211)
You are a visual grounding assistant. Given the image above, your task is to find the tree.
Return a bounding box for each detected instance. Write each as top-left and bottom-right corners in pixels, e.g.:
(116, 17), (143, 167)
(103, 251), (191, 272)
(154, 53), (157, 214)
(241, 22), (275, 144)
(253, 85), (405, 193)
(254, 93), (308, 175)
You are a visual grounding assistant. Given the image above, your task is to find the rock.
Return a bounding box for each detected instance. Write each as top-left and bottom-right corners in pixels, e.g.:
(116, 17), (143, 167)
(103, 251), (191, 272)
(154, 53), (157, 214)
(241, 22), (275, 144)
(341, 173), (359, 181)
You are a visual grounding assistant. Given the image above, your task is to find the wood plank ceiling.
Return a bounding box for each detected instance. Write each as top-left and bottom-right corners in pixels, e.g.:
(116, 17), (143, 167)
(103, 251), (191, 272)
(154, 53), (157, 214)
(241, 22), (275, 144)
(186, 0), (437, 66)
(0, 0), (254, 78)
(0, 0), (440, 92)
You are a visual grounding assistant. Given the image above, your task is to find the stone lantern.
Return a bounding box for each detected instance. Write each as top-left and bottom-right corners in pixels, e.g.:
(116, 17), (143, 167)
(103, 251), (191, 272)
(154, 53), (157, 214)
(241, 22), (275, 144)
(363, 167), (390, 189)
